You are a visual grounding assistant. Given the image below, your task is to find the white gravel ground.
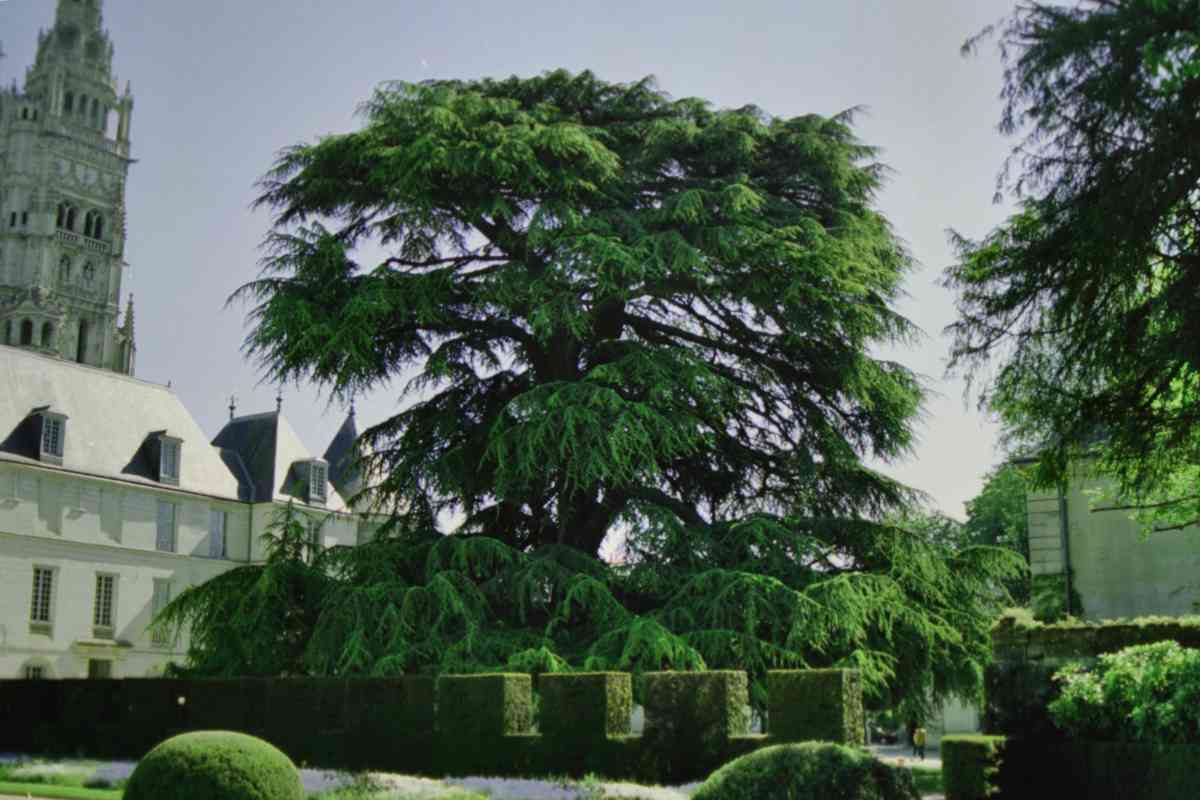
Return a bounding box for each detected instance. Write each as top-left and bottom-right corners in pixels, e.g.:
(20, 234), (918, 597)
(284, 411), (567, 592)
(0, 754), (702, 799)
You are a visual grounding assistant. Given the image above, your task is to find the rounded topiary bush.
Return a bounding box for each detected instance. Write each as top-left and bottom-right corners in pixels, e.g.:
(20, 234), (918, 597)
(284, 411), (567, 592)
(124, 731), (304, 800)
(692, 741), (919, 800)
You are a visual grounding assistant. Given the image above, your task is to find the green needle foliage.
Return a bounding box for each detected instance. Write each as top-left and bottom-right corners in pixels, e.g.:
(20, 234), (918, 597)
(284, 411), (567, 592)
(163, 70), (1022, 720)
(964, 464), (1032, 605)
(947, 1), (1200, 530)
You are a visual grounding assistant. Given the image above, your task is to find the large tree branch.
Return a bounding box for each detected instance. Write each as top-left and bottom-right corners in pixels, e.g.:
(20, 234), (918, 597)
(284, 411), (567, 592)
(625, 484), (709, 530)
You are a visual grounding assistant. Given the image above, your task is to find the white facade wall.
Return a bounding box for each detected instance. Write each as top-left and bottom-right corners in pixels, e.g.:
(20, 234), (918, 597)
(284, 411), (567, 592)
(0, 463), (358, 679)
(1026, 466), (1200, 620)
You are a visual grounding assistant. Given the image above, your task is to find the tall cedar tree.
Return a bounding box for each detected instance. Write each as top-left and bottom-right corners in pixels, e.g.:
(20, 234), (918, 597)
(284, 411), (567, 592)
(161, 71), (1023, 720)
(947, 1), (1200, 530)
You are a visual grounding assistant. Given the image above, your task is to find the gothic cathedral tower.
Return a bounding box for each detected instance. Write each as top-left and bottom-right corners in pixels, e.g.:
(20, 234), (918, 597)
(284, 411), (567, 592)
(0, 0), (136, 375)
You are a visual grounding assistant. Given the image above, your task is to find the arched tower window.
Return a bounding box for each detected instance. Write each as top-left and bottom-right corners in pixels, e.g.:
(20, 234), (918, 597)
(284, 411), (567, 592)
(78, 94), (88, 117)
(60, 255), (72, 282)
(21, 109), (28, 120)
(57, 204), (66, 229)
(84, 211), (94, 238)
(66, 207), (76, 232)
(64, 92), (74, 114)
(93, 215), (104, 240)
(20, 320), (34, 346)
(91, 98), (99, 126)
(41, 322), (55, 348)
(76, 319), (89, 363)
(3, 320), (12, 345)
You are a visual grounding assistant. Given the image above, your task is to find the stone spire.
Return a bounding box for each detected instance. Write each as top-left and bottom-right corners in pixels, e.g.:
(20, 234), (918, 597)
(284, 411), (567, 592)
(121, 292), (134, 338)
(116, 293), (136, 375)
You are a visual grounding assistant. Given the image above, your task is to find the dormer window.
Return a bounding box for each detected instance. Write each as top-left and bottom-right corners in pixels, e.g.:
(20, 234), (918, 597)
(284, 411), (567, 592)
(147, 431), (182, 486)
(32, 407), (67, 466)
(160, 438), (181, 485)
(42, 417), (65, 461)
(307, 460), (328, 505)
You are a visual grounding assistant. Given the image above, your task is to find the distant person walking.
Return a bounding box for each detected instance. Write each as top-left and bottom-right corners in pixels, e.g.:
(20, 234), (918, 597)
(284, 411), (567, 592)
(913, 726), (927, 760)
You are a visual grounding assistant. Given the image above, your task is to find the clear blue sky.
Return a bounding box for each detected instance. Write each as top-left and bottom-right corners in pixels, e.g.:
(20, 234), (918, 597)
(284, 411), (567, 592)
(3, 0), (1023, 554)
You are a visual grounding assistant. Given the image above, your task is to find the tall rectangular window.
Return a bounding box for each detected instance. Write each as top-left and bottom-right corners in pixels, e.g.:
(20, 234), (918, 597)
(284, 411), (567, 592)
(156, 500), (176, 553)
(208, 509), (226, 559)
(30, 567), (53, 624)
(151, 579), (172, 647)
(160, 440), (180, 483)
(87, 659), (112, 679)
(93, 574), (115, 630)
(309, 462), (327, 503)
(41, 417), (64, 458)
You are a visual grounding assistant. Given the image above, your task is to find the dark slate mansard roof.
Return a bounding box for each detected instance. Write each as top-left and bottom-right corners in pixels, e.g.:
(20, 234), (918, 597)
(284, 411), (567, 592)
(0, 345), (352, 511)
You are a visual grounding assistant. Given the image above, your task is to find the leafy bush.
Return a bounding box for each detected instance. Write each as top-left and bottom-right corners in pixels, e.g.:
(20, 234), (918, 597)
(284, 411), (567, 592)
(123, 730), (304, 800)
(1049, 641), (1200, 743)
(691, 741), (918, 800)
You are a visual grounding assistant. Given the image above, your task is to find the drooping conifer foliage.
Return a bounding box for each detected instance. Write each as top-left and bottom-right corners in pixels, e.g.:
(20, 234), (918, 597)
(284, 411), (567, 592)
(163, 71), (1022, 719)
(947, 1), (1200, 528)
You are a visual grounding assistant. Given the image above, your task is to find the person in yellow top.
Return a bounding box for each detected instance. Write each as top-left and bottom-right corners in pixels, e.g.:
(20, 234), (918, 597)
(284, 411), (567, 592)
(913, 726), (927, 760)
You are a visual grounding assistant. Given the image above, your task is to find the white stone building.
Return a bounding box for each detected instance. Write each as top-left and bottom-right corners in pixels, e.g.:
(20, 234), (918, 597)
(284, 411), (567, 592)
(1021, 455), (1200, 621)
(0, 344), (369, 680)
(0, 0), (375, 680)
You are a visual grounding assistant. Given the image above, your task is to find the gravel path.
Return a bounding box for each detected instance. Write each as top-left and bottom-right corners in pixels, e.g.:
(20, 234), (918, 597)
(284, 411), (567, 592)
(2, 750), (944, 799)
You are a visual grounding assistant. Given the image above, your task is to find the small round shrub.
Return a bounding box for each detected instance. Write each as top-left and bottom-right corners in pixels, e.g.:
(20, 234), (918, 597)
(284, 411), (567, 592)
(124, 730), (304, 800)
(692, 741), (919, 800)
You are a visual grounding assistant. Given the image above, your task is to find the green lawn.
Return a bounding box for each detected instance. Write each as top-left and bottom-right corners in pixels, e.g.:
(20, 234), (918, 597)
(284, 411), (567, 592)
(0, 782), (123, 800)
(0, 762), (126, 800)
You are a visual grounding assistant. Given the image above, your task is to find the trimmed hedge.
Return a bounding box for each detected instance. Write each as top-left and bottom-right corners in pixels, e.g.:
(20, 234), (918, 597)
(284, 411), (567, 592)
(0, 668), (864, 785)
(941, 735), (1006, 800)
(991, 609), (1200, 662)
(123, 730), (303, 800)
(638, 670), (750, 785)
(768, 669), (864, 744)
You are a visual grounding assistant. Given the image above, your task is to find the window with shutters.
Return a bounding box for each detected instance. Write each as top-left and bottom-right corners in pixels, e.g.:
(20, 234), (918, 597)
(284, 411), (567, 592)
(156, 500), (176, 553)
(208, 509), (226, 559)
(29, 566), (54, 629)
(92, 573), (116, 636)
(151, 579), (172, 647)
